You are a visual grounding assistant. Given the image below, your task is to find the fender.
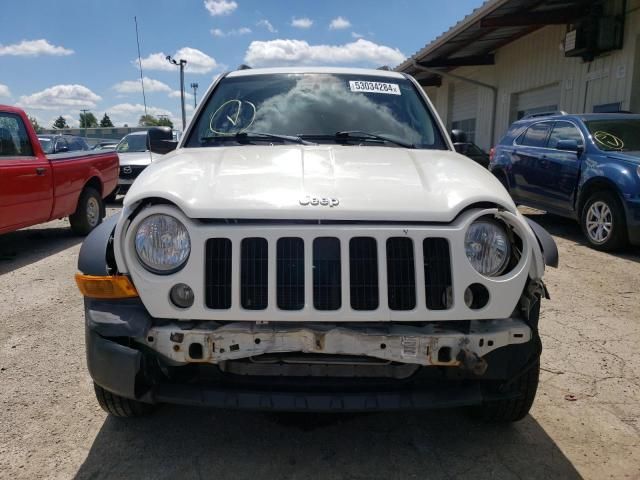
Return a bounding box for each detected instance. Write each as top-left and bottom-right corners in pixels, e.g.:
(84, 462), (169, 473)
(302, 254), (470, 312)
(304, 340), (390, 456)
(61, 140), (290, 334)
(526, 218), (559, 268)
(78, 214), (120, 275)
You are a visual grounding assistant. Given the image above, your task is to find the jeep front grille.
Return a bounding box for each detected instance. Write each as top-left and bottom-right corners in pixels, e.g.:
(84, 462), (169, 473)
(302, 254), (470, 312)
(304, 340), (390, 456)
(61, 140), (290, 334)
(204, 235), (452, 313)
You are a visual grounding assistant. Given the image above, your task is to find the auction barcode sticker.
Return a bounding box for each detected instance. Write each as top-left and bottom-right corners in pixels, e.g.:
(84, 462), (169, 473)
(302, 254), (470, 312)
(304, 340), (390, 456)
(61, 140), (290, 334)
(349, 80), (401, 95)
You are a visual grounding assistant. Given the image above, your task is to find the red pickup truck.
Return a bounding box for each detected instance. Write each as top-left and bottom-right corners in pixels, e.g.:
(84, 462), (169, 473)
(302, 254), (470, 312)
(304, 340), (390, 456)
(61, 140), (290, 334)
(0, 105), (118, 235)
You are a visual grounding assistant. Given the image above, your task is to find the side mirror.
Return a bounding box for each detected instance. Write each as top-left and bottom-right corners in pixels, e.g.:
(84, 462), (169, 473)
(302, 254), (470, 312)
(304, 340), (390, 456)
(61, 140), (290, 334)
(556, 139), (582, 154)
(148, 127), (178, 155)
(450, 129), (467, 144)
(453, 142), (470, 154)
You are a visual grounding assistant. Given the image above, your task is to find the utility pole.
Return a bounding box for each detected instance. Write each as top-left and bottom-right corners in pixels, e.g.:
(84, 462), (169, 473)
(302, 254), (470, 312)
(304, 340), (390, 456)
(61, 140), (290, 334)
(190, 82), (199, 109)
(166, 55), (187, 131)
(80, 109), (90, 128)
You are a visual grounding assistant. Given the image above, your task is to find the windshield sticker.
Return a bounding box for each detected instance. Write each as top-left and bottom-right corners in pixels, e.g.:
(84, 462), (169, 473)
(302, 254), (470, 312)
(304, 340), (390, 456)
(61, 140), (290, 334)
(349, 81), (401, 95)
(208, 99), (256, 135)
(594, 131), (624, 150)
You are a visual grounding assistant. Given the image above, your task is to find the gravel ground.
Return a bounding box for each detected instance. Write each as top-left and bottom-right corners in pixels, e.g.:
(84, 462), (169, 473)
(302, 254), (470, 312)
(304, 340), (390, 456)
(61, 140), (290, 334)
(0, 205), (639, 480)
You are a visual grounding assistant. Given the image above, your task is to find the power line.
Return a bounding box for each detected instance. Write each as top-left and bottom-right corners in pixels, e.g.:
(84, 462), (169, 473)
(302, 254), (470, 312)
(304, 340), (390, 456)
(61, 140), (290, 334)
(134, 16), (148, 117)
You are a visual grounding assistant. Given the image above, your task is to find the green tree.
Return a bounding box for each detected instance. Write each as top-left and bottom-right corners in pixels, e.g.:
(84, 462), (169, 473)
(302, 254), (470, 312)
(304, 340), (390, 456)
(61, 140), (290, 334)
(138, 114), (159, 126)
(79, 112), (98, 128)
(156, 116), (174, 128)
(28, 115), (43, 133)
(99, 113), (114, 128)
(53, 116), (69, 129)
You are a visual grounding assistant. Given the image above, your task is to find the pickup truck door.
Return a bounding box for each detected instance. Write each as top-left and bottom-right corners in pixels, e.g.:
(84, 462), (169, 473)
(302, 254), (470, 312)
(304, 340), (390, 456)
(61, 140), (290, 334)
(510, 121), (553, 206)
(536, 121), (584, 213)
(0, 112), (53, 232)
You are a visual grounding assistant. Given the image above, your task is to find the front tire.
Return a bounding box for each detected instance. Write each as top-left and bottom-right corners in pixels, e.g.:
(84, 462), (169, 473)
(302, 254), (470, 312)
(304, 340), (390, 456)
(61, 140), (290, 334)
(69, 187), (104, 235)
(94, 383), (155, 417)
(580, 191), (627, 251)
(472, 361), (540, 422)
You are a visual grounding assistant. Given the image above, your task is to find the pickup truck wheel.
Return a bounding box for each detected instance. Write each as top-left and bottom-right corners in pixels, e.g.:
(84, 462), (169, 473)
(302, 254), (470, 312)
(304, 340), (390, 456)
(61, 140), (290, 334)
(94, 383), (155, 417)
(581, 191), (627, 251)
(69, 187), (104, 235)
(471, 361), (539, 422)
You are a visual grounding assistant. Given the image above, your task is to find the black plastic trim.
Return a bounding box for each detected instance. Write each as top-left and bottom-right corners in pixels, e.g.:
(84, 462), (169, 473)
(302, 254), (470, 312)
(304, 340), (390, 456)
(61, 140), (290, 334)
(77, 214), (119, 275)
(526, 218), (559, 267)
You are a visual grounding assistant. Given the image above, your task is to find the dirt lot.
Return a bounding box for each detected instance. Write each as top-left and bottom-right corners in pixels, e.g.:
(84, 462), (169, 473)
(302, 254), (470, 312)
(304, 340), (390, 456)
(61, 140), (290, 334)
(0, 205), (639, 480)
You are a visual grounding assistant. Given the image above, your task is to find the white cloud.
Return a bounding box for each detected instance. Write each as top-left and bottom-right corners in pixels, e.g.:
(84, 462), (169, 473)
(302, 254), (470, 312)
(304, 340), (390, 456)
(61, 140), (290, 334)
(257, 19), (277, 33)
(106, 103), (174, 126)
(244, 38), (405, 67)
(113, 77), (171, 94)
(136, 47), (217, 74)
(17, 84), (101, 110)
(0, 39), (74, 56)
(329, 17), (351, 30)
(291, 17), (313, 29)
(211, 27), (251, 37)
(0, 84), (11, 98)
(351, 32), (364, 39)
(204, 0), (237, 16)
(169, 90), (194, 100)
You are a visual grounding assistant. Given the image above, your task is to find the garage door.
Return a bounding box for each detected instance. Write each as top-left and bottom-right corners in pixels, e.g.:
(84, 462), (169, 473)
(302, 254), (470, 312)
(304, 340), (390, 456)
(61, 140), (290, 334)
(512, 83), (560, 121)
(450, 82), (478, 142)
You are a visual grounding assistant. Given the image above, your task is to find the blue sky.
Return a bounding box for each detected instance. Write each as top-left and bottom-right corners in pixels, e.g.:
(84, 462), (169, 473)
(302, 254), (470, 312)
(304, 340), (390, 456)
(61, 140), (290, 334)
(0, 0), (484, 128)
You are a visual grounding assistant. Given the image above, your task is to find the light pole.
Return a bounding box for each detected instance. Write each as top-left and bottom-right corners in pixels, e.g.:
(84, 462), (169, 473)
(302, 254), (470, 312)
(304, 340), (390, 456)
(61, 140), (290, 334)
(166, 55), (187, 131)
(190, 82), (199, 109)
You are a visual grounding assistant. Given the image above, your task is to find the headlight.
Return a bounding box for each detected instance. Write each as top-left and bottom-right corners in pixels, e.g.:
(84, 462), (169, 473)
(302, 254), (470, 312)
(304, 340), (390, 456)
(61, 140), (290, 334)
(135, 214), (190, 274)
(465, 219), (511, 276)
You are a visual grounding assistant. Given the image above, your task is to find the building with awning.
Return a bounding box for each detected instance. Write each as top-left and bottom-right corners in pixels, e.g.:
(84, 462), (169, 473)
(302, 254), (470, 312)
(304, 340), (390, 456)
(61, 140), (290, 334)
(396, 0), (639, 150)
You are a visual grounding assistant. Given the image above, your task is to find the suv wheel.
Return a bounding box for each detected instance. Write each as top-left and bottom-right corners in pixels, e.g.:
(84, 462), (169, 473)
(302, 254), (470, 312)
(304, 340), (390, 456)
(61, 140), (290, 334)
(471, 361), (539, 422)
(581, 191), (627, 251)
(69, 187), (104, 235)
(94, 383), (155, 417)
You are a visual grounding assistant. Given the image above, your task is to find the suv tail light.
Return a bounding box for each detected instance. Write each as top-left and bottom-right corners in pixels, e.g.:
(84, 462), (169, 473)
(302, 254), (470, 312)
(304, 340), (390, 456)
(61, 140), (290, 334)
(489, 147), (495, 163)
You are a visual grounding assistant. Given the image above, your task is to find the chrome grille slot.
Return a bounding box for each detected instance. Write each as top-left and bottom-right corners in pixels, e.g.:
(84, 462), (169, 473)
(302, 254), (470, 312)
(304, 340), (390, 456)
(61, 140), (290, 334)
(423, 238), (452, 310)
(204, 238), (232, 309)
(349, 237), (379, 311)
(386, 237), (416, 311)
(313, 237), (342, 311)
(240, 238), (268, 310)
(277, 237), (305, 310)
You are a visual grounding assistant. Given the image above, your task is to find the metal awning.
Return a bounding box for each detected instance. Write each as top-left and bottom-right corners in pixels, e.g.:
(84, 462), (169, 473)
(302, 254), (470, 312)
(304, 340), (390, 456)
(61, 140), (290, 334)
(396, 0), (593, 85)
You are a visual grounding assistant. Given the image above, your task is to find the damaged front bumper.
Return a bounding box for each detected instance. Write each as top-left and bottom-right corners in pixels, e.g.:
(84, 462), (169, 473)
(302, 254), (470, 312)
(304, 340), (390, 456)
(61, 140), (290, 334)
(85, 297), (541, 412)
(144, 320), (531, 369)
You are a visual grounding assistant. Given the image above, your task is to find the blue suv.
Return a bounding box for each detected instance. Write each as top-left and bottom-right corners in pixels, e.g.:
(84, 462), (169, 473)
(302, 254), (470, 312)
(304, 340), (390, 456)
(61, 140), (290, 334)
(490, 113), (640, 251)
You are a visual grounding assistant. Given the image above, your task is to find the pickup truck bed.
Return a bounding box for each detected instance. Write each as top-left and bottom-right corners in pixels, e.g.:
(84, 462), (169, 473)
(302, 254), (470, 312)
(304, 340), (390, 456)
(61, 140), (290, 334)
(0, 105), (118, 235)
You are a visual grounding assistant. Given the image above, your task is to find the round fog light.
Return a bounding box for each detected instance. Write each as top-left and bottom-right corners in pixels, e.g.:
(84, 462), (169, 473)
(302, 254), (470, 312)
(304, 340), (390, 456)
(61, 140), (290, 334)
(170, 283), (194, 308)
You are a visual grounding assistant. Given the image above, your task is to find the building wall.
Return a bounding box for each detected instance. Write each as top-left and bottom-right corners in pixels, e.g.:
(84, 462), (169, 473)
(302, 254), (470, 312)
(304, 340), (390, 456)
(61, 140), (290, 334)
(425, 0), (640, 151)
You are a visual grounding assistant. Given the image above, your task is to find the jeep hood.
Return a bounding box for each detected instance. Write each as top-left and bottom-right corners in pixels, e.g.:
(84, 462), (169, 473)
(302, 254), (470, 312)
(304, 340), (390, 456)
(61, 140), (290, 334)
(125, 145), (516, 222)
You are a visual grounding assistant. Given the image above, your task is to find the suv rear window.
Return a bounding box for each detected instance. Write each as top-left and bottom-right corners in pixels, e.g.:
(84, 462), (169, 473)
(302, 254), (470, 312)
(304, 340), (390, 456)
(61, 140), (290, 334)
(520, 123), (552, 147)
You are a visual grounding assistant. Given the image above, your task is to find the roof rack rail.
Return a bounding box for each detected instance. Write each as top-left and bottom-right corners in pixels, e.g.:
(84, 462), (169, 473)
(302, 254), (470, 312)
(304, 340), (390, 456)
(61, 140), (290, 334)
(237, 64), (252, 70)
(522, 110), (568, 119)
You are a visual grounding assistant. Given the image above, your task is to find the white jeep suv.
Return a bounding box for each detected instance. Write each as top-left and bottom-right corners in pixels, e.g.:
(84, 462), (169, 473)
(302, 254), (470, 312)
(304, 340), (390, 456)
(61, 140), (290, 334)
(76, 67), (557, 421)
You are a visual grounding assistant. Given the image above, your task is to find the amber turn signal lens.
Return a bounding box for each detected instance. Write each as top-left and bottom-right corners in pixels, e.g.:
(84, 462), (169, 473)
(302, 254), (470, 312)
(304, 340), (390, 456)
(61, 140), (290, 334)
(75, 274), (139, 299)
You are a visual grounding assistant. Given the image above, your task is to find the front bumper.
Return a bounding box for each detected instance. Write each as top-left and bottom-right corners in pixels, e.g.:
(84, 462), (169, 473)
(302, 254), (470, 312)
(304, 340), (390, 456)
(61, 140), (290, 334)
(85, 298), (541, 411)
(624, 197), (640, 246)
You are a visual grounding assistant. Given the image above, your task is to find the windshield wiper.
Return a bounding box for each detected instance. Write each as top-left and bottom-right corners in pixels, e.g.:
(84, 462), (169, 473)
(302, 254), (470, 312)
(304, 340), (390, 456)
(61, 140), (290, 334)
(335, 131), (415, 149)
(299, 131), (415, 149)
(201, 131), (314, 145)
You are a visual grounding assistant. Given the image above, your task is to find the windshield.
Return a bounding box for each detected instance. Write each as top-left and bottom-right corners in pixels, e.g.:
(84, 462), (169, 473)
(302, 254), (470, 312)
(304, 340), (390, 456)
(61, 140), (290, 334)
(116, 133), (148, 153)
(585, 119), (640, 152)
(185, 73), (446, 149)
(38, 136), (54, 154)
